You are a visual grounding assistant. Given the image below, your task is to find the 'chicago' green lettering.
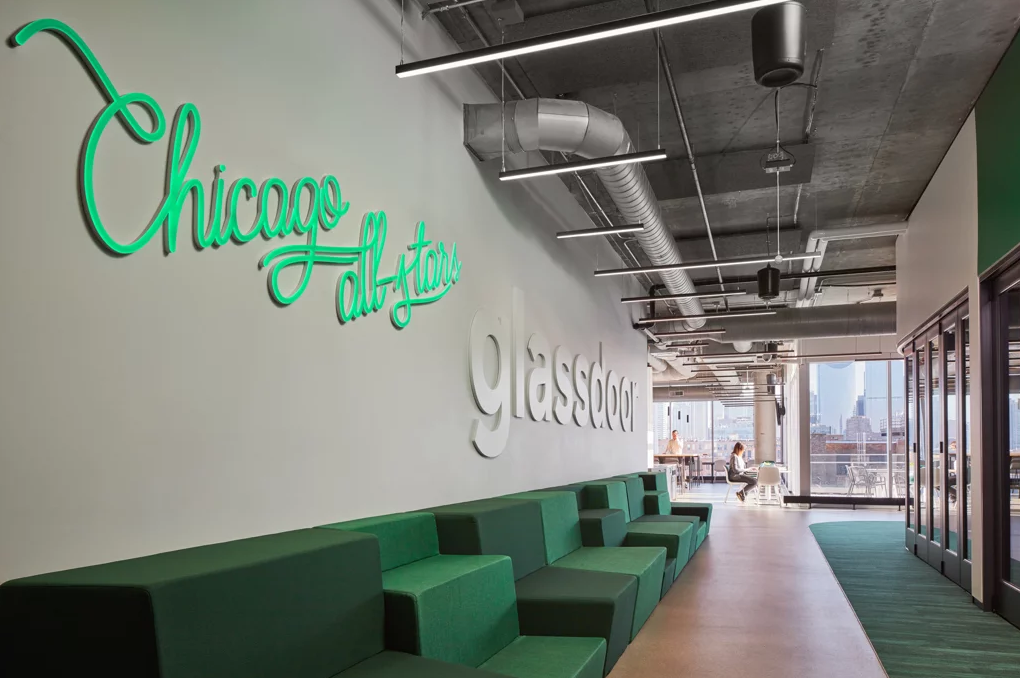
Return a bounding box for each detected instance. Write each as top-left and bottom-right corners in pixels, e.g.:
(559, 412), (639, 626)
(13, 18), (461, 329)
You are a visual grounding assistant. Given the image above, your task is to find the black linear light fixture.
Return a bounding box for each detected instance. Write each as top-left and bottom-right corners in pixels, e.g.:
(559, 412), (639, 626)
(503, 149), (667, 182)
(621, 290), (746, 304)
(594, 252), (820, 277)
(557, 223), (645, 239)
(637, 310), (777, 324)
(397, 0), (786, 78)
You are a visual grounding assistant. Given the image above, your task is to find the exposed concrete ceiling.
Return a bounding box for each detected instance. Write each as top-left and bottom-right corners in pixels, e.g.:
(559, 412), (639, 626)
(428, 0), (1020, 305)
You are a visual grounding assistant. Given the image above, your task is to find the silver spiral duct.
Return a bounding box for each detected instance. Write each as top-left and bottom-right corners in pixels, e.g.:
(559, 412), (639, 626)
(464, 98), (706, 328)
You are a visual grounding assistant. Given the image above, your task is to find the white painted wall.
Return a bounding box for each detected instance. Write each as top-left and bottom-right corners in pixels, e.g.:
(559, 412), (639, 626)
(0, 0), (648, 582)
(896, 112), (984, 601)
(897, 114), (978, 340)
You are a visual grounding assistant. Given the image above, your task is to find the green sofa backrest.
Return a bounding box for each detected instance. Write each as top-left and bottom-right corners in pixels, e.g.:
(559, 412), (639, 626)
(543, 484), (586, 510)
(319, 512), (439, 571)
(614, 476), (647, 520)
(639, 472), (668, 492)
(505, 491), (583, 563)
(429, 498), (547, 580)
(0, 529), (384, 678)
(582, 481), (631, 521)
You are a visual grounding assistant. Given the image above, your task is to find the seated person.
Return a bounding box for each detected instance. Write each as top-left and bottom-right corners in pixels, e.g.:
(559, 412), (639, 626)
(728, 442), (757, 502)
(664, 430), (682, 454)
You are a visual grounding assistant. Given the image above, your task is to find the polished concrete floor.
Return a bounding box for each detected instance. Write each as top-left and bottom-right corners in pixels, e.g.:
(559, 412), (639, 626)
(609, 483), (902, 678)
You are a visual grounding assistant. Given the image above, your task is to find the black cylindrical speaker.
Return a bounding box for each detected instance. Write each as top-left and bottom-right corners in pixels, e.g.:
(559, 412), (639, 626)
(757, 265), (781, 301)
(751, 1), (805, 88)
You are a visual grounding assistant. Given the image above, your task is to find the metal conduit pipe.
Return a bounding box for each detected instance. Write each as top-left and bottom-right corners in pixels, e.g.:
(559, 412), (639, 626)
(464, 98), (707, 327)
(684, 302), (897, 343)
(797, 223), (907, 305)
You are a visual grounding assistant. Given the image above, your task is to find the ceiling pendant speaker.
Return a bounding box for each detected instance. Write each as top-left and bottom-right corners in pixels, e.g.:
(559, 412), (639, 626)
(757, 264), (781, 301)
(752, 1), (805, 88)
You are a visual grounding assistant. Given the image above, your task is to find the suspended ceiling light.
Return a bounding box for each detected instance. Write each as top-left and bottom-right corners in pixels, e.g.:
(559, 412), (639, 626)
(594, 252), (820, 277)
(656, 329), (727, 339)
(781, 351), (884, 361)
(637, 310), (777, 324)
(501, 149), (667, 182)
(621, 290), (746, 304)
(557, 224), (645, 239)
(396, 0), (786, 78)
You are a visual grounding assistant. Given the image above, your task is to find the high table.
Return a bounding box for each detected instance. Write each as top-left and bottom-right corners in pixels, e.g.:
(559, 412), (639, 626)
(653, 453), (701, 496)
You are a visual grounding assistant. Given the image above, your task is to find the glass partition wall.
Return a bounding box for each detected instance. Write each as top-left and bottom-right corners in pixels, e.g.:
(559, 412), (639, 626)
(903, 299), (971, 590)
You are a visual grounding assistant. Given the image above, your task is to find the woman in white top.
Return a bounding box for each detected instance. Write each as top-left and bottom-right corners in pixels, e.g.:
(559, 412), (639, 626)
(728, 441), (757, 502)
(664, 430), (682, 454)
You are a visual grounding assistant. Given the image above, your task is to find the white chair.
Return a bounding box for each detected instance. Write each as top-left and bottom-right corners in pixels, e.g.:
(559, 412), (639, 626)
(723, 463), (744, 503)
(757, 465), (783, 507)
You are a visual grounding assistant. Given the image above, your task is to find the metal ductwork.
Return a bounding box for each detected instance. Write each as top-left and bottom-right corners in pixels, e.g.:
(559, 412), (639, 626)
(798, 223), (907, 305)
(685, 302), (897, 343)
(464, 98), (706, 327)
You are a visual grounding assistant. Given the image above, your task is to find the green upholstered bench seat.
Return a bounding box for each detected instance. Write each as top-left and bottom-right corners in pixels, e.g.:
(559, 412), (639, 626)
(625, 519), (694, 581)
(578, 509), (627, 548)
(697, 522), (708, 548)
(550, 547), (666, 641)
(341, 651), (507, 678)
(633, 514), (700, 561)
(0, 529), (384, 678)
(661, 558), (676, 598)
(479, 636), (606, 678)
(430, 499), (547, 581)
(514, 566), (636, 675)
(382, 554), (517, 668)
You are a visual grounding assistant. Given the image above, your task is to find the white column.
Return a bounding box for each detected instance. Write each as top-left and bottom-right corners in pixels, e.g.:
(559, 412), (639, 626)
(754, 372), (777, 462)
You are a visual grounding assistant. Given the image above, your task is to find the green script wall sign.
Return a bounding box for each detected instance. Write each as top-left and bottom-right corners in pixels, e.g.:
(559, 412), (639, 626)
(12, 18), (461, 329)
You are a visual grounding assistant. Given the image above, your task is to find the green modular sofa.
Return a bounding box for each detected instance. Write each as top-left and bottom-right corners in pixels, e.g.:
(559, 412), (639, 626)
(578, 475), (711, 591)
(0, 471), (701, 678)
(427, 494), (666, 671)
(321, 512), (606, 678)
(0, 528), (509, 678)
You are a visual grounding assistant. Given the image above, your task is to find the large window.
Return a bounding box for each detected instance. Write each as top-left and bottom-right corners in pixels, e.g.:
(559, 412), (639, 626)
(809, 360), (906, 497)
(652, 400), (771, 480)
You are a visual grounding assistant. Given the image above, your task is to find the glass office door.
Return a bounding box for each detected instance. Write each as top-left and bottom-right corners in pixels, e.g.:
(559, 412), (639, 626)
(906, 352), (917, 551)
(943, 321), (963, 584)
(926, 329), (945, 569)
(993, 276), (1020, 626)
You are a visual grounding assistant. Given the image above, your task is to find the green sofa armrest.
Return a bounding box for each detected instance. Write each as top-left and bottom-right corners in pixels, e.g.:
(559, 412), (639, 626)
(670, 502), (713, 532)
(578, 509), (628, 548)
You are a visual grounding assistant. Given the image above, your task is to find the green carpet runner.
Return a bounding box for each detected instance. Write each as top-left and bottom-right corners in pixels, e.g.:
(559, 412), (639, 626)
(810, 521), (1020, 678)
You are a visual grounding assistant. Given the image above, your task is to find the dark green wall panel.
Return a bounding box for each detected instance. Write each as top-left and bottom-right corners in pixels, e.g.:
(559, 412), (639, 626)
(978, 33), (1020, 274)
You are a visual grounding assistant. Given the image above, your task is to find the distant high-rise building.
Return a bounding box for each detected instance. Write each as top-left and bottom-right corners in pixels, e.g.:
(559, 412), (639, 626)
(817, 363), (856, 435)
(855, 394), (866, 417)
(864, 362), (889, 429)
